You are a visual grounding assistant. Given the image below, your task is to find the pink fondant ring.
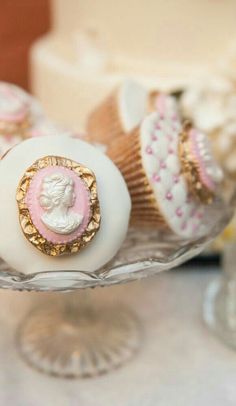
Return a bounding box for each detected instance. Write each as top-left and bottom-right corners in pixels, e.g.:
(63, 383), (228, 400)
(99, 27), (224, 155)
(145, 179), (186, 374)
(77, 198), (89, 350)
(16, 156), (101, 256)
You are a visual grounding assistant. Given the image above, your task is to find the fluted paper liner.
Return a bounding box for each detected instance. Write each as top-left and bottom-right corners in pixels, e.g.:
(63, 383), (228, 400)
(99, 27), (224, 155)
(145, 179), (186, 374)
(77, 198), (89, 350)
(87, 86), (160, 146)
(87, 88), (125, 145)
(107, 129), (169, 228)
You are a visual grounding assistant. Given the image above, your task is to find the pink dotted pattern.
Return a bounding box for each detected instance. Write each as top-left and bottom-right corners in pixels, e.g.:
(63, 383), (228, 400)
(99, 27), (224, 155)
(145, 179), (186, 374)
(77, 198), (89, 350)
(140, 94), (206, 239)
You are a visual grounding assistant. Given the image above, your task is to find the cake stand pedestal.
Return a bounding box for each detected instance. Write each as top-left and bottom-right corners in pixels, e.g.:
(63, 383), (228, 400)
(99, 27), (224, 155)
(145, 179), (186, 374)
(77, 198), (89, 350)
(17, 290), (140, 378)
(0, 185), (234, 379)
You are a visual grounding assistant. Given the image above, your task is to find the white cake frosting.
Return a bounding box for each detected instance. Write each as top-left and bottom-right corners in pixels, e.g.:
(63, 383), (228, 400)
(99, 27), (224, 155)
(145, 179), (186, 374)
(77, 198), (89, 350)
(140, 98), (206, 238)
(0, 135), (131, 274)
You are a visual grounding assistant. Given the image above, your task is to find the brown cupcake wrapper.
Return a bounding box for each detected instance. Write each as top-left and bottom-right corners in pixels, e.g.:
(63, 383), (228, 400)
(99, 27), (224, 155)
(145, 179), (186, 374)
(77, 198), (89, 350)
(107, 128), (169, 228)
(87, 88), (126, 145)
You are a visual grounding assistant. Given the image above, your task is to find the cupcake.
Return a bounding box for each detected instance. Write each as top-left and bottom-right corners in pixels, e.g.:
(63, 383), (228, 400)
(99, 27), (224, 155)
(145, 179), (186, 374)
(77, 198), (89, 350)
(0, 135), (131, 274)
(0, 82), (44, 157)
(87, 79), (149, 144)
(108, 94), (222, 238)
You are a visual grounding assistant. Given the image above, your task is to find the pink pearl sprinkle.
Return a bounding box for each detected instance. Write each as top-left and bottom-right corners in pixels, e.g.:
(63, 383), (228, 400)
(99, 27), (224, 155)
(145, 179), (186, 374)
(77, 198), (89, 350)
(160, 161), (166, 169)
(173, 175), (179, 183)
(197, 212), (203, 220)
(152, 173), (161, 182)
(168, 148), (174, 154)
(155, 123), (161, 130)
(166, 191), (173, 200)
(146, 146), (153, 154)
(176, 208), (183, 217)
(152, 134), (157, 141)
(181, 222), (187, 231)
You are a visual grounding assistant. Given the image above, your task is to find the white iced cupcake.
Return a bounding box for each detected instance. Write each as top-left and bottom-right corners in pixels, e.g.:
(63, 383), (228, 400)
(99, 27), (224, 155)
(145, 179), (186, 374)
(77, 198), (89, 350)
(108, 94), (221, 238)
(0, 135), (131, 274)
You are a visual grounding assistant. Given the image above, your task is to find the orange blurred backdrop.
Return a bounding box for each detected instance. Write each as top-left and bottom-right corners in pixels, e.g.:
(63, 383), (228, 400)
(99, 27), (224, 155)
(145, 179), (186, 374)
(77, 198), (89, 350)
(0, 0), (50, 90)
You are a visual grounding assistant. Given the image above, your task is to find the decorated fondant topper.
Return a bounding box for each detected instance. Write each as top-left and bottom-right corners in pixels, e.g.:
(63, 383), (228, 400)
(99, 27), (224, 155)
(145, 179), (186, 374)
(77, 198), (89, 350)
(16, 156), (101, 256)
(179, 122), (223, 204)
(0, 83), (31, 137)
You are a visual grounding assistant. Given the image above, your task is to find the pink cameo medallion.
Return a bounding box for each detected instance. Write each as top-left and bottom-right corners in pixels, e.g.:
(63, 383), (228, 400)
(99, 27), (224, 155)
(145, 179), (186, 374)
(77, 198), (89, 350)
(16, 156), (101, 256)
(26, 166), (91, 244)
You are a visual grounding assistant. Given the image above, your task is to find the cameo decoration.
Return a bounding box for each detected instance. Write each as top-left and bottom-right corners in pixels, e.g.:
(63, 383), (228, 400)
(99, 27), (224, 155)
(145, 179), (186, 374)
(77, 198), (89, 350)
(16, 156), (101, 256)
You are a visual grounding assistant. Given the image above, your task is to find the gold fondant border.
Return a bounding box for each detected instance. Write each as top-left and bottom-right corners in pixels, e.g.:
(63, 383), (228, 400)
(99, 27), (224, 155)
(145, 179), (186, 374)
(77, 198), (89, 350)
(178, 123), (214, 204)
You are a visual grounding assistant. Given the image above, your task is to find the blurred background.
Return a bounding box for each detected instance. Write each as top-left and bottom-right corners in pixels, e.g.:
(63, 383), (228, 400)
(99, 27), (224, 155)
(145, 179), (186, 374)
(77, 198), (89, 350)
(0, 0), (50, 89)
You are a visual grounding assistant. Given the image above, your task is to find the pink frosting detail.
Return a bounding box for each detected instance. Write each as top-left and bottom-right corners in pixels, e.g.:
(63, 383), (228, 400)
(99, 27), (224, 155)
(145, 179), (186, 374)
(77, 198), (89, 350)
(26, 166), (91, 244)
(0, 84), (29, 122)
(146, 145), (153, 155)
(181, 222), (187, 231)
(156, 94), (166, 118)
(176, 208), (183, 217)
(189, 128), (215, 192)
(152, 173), (161, 182)
(166, 192), (173, 201)
(172, 114), (178, 121)
(143, 95), (207, 238)
(151, 134), (157, 141)
(160, 161), (166, 169)
(173, 175), (179, 183)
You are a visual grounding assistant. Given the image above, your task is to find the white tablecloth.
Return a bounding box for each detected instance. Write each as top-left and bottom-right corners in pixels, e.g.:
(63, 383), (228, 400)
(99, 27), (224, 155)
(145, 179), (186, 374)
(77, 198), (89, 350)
(0, 267), (235, 406)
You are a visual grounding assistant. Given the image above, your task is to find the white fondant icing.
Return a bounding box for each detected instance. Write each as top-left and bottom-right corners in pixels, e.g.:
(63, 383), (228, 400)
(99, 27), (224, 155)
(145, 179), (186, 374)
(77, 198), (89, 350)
(0, 135), (131, 274)
(118, 79), (148, 132)
(0, 135), (21, 159)
(140, 98), (207, 239)
(39, 173), (83, 234)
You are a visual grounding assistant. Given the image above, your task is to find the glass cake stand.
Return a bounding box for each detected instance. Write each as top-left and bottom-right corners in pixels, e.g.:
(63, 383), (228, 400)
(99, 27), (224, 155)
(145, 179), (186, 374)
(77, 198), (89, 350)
(204, 240), (236, 350)
(0, 188), (234, 378)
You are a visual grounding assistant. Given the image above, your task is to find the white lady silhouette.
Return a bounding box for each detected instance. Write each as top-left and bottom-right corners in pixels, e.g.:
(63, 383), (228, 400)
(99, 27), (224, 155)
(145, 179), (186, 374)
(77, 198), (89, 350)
(39, 173), (83, 234)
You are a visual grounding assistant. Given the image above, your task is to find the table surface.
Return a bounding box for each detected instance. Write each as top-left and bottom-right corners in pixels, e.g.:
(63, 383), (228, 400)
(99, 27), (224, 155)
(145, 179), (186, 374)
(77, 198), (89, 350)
(0, 267), (235, 406)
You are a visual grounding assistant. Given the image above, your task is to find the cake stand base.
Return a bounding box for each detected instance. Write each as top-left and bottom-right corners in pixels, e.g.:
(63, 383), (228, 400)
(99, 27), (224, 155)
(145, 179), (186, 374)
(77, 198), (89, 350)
(204, 278), (236, 350)
(16, 294), (140, 378)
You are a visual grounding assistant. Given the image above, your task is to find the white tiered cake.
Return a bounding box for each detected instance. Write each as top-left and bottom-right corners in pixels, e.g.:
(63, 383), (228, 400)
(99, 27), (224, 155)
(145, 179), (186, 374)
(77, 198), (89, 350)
(30, 0), (236, 131)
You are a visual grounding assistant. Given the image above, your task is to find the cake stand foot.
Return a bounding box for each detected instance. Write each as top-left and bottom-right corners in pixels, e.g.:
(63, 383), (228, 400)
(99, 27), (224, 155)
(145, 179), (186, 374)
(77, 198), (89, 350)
(16, 293), (140, 378)
(204, 242), (236, 350)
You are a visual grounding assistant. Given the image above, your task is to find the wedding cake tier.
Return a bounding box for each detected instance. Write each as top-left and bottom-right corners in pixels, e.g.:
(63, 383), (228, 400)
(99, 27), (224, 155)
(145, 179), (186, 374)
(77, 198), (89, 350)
(30, 0), (236, 131)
